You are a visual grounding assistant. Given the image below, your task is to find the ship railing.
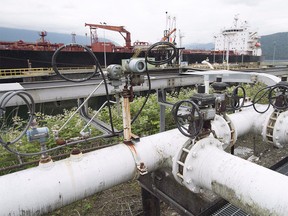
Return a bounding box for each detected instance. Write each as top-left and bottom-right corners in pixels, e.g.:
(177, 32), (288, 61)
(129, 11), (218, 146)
(0, 66), (95, 78)
(0, 68), (53, 78)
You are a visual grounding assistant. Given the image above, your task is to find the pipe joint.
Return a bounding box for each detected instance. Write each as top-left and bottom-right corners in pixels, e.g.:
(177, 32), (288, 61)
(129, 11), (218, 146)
(172, 137), (223, 193)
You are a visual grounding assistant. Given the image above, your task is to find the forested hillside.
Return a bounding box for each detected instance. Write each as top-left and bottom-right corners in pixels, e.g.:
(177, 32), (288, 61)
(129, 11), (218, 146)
(260, 32), (288, 60)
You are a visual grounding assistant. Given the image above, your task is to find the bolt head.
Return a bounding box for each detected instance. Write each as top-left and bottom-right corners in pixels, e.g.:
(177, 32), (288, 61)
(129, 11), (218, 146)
(192, 152), (198, 158)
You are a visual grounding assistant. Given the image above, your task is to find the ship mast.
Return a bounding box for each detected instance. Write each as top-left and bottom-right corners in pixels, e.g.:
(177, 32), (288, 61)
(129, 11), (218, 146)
(162, 12), (177, 43)
(234, 14), (239, 28)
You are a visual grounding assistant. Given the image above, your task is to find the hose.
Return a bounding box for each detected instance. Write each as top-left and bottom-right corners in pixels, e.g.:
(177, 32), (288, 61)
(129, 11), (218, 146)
(131, 42), (176, 125)
(145, 41), (177, 65)
(252, 83), (288, 113)
(52, 43), (115, 134)
(0, 91), (35, 146)
(52, 43), (100, 82)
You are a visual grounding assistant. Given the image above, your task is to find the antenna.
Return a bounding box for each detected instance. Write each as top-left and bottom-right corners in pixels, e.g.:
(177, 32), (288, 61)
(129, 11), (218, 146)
(234, 14), (239, 28)
(71, 32), (76, 44)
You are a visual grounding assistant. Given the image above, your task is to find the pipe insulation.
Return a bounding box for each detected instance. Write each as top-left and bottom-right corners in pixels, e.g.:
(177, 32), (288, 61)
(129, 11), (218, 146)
(0, 128), (188, 215)
(226, 105), (288, 147)
(227, 104), (273, 137)
(174, 137), (288, 215)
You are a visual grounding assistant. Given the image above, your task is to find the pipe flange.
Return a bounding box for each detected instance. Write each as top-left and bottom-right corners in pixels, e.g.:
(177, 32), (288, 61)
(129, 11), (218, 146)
(222, 114), (237, 148)
(172, 138), (195, 185)
(272, 111), (288, 148)
(172, 137), (223, 193)
(264, 110), (282, 148)
(211, 114), (232, 149)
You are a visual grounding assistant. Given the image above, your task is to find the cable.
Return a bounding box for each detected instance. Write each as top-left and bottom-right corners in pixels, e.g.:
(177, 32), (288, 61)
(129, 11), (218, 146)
(2, 133), (116, 157)
(130, 41), (176, 125)
(252, 83), (288, 113)
(145, 41), (177, 65)
(0, 90), (35, 146)
(52, 43), (100, 82)
(131, 63), (151, 125)
(52, 43), (115, 134)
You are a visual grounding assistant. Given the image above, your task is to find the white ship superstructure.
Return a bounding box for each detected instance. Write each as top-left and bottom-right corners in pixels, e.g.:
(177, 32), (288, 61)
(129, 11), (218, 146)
(214, 15), (262, 56)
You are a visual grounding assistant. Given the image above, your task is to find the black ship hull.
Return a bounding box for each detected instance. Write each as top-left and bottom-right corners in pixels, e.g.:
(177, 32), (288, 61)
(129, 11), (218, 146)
(0, 50), (261, 69)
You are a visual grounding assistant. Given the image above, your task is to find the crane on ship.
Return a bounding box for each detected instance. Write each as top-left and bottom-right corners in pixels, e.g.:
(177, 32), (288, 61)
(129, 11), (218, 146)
(162, 12), (177, 43)
(161, 28), (176, 42)
(85, 23), (132, 49)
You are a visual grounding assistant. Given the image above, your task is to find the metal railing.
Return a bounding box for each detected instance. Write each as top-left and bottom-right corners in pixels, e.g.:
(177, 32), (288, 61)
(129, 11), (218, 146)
(0, 66), (95, 78)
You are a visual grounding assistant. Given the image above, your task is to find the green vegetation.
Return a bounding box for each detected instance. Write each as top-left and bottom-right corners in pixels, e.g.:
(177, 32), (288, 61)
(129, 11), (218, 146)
(0, 88), (196, 174)
(261, 32), (288, 60)
(0, 83), (269, 174)
(0, 83), (275, 215)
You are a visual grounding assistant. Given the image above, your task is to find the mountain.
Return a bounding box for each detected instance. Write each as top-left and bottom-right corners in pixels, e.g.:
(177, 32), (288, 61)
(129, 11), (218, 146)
(260, 32), (288, 60)
(0, 27), (110, 45)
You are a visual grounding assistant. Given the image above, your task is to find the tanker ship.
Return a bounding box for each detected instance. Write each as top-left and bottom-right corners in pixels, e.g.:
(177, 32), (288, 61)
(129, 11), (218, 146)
(0, 16), (262, 69)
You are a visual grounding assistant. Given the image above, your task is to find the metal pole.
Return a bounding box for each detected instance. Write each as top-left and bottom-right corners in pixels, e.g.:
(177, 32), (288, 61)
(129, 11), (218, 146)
(100, 22), (107, 69)
(159, 89), (166, 132)
(273, 41), (276, 66)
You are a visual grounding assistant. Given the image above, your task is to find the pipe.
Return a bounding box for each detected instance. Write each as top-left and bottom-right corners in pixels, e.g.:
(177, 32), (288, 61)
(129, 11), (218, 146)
(0, 128), (187, 215)
(227, 104), (273, 137)
(201, 60), (214, 70)
(174, 137), (288, 215)
(225, 105), (288, 147)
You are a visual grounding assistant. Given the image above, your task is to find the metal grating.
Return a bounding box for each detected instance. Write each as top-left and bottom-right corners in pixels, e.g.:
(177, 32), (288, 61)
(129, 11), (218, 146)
(210, 157), (288, 216)
(211, 203), (249, 216)
(275, 162), (288, 175)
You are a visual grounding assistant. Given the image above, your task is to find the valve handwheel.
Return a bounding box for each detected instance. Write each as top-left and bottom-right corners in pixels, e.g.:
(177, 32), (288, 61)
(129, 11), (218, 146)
(268, 85), (288, 110)
(230, 86), (246, 110)
(172, 100), (203, 139)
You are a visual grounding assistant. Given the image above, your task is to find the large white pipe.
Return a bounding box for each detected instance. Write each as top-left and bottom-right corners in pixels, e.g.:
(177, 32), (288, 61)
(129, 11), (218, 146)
(0, 128), (188, 215)
(227, 104), (273, 137)
(177, 137), (288, 215)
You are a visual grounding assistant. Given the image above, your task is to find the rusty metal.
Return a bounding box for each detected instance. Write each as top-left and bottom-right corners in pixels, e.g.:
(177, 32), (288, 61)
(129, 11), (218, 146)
(39, 155), (52, 164)
(70, 148), (82, 155)
(122, 96), (132, 142)
(85, 23), (132, 51)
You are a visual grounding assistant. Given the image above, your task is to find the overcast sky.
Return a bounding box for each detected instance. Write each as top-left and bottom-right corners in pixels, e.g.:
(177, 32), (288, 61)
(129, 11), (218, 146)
(1, 0), (287, 46)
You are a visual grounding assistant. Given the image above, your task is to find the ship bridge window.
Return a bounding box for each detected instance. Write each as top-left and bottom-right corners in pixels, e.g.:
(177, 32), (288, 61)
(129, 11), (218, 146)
(223, 29), (244, 33)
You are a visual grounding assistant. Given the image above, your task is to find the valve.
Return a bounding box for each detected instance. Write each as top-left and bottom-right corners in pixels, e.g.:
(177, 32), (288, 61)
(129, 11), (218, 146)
(172, 91), (216, 139)
(26, 120), (50, 162)
(268, 79), (288, 110)
(107, 64), (124, 88)
(230, 86), (246, 110)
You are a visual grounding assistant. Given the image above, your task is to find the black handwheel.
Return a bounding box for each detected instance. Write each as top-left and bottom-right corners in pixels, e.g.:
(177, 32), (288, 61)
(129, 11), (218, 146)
(52, 43), (100, 82)
(268, 85), (288, 110)
(230, 86), (246, 110)
(172, 100), (203, 139)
